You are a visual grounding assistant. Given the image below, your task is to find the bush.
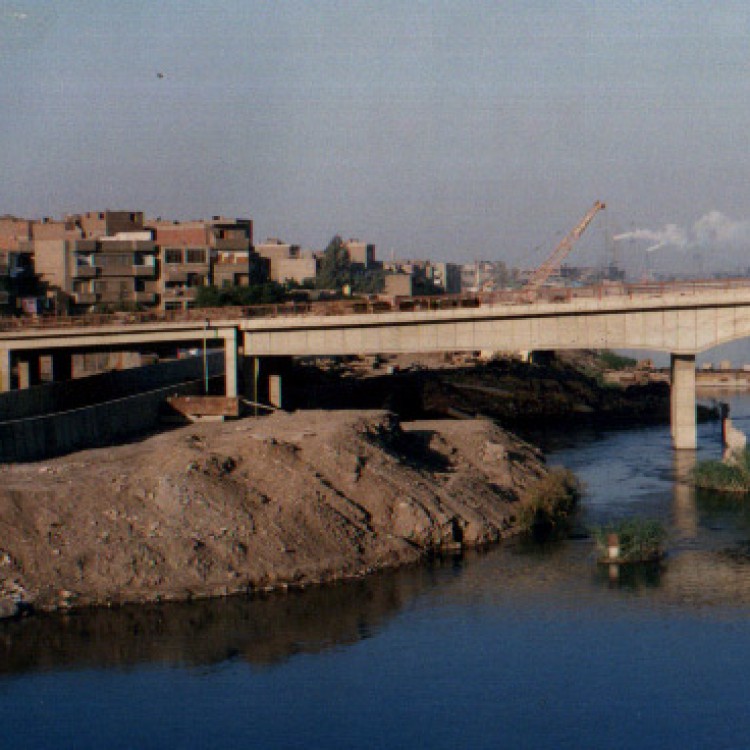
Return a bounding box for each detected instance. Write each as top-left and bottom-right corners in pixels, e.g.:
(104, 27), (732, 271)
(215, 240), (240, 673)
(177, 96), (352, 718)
(597, 349), (637, 371)
(693, 449), (750, 493)
(519, 467), (581, 532)
(590, 518), (666, 562)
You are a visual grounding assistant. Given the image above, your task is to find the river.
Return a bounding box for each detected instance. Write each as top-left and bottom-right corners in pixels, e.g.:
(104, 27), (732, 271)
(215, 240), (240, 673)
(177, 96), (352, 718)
(3, 396), (750, 749)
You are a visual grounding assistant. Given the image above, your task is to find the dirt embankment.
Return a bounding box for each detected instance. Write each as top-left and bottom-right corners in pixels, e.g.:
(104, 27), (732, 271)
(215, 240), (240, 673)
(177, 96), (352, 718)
(0, 410), (556, 618)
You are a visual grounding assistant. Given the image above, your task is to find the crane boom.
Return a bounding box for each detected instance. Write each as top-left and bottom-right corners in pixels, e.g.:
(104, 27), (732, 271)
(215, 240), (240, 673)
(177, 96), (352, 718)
(525, 201), (606, 290)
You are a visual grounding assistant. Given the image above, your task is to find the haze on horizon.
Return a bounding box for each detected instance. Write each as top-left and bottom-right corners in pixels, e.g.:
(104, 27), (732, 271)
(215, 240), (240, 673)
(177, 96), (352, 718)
(2, 0), (749, 274)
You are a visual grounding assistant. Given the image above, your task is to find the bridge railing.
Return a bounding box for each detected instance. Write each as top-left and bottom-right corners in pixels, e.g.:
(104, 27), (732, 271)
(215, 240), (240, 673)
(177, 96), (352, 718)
(2, 277), (750, 331)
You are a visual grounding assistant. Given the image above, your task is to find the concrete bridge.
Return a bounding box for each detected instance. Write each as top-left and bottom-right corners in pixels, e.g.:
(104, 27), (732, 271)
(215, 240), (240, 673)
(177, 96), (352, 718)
(4, 279), (750, 450)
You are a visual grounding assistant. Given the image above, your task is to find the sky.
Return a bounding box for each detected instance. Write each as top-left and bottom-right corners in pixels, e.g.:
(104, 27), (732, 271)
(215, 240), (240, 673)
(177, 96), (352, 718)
(2, 1), (750, 272)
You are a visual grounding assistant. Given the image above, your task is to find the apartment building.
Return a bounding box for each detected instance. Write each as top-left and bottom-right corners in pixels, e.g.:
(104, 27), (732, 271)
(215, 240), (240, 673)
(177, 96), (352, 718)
(149, 216), (257, 310)
(343, 239), (376, 268)
(255, 238), (318, 285)
(0, 217), (35, 310)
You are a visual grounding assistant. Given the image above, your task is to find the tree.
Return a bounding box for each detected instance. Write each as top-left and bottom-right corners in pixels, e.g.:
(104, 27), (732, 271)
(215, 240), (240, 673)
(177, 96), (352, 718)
(194, 282), (286, 308)
(316, 235), (351, 290)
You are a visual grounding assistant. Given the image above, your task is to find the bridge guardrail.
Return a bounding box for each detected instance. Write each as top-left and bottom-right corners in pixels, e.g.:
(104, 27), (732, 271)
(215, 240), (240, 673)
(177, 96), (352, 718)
(2, 278), (750, 332)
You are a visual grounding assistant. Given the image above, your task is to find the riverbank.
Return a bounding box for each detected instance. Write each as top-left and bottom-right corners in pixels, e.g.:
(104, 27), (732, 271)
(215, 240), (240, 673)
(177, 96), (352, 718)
(284, 350), (716, 433)
(0, 410), (569, 618)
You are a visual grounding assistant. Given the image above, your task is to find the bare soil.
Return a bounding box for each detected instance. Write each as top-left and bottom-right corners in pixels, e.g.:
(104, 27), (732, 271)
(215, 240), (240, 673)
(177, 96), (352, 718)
(0, 410), (551, 617)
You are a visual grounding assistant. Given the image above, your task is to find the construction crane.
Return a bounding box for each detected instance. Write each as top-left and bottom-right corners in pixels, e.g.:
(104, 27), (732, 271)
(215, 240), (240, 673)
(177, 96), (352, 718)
(524, 201), (606, 290)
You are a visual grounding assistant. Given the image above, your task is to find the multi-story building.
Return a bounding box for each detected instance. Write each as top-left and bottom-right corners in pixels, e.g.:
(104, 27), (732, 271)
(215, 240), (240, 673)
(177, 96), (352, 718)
(150, 216), (257, 310)
(255, 238), (318, 285)
(24, 213), (159, 312)
(343, 239), (376, 269)
(382, 258), (460, 294)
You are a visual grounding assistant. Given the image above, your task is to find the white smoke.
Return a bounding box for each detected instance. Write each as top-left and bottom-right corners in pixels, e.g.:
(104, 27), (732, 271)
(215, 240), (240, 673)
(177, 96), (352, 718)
(614, 211), (750, 253)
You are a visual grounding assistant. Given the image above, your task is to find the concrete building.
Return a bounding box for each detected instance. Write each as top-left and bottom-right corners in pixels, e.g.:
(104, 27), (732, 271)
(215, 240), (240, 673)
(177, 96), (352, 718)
(70, 211), (146, 239)
(208, 217), (259, 291)
(255, 239), (318, 284)
(384, 273), (413, 297)
(0, 216), (32, 252)
(427, 261), (462, 294)
(149, 216), (258, 310)
(34, 232), (159, 311)
(344, 239), (375, 269)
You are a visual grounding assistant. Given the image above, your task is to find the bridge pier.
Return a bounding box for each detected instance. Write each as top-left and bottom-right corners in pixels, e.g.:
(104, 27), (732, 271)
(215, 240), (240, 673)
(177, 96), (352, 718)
(223, 329), (238, 398)
(670, 353), (696, 451)
(17, 354), (42, 390)
(241, 351), (290, 412)
(0, 349), (10, 392)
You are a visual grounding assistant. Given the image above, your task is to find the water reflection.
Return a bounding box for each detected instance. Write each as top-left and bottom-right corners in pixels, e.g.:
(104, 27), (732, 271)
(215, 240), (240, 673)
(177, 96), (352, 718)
(672, 450), (698, 541)
(0, 566), (441, 676)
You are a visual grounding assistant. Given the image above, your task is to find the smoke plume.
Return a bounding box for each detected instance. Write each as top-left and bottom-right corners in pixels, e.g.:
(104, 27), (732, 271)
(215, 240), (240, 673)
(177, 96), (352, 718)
(614, 211), (750, 253)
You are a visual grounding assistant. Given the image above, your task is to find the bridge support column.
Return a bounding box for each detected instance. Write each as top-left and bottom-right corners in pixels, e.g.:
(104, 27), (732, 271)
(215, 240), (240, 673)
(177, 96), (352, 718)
(223, 329), (238, 398)
(671, 353), (696, 451)
(18, 354), (41, 390)
(0, 349), (11, 392)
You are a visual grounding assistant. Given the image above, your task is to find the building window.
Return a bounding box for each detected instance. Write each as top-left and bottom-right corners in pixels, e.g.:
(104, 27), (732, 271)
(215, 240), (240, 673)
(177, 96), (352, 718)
(186, 248), (206, 264)
(165, 248), (182, 264)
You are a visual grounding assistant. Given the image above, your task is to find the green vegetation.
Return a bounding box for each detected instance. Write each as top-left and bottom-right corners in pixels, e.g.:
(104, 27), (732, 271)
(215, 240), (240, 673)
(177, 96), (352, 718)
(316, 235), (385, 294)
(194, 282), (287, 308)
(590, 518), (666, 563)
(597, 349), (637, 371)
(518, 467), (581, 532)
(693, 449), (750, 493)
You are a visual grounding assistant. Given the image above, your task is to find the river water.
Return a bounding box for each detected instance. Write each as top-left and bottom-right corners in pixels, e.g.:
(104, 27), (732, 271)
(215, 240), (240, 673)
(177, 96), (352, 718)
(4, 396), (750, 749)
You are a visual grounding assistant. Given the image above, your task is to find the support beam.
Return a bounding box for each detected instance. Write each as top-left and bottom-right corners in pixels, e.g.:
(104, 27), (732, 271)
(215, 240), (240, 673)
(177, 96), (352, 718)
(223, 329), (238, 398)
(670, 353), (696, 450)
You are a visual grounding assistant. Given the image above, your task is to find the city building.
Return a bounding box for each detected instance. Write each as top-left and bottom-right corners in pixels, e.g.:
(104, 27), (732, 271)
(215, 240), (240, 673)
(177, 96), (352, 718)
(149, 216), (256, 310)
(343, 239), (376, 269)
(255, 238), (317, 285)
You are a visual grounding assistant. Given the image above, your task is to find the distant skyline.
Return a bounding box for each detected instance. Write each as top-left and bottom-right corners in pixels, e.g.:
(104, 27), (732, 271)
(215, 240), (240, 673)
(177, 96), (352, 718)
(2, 1), (750, 273)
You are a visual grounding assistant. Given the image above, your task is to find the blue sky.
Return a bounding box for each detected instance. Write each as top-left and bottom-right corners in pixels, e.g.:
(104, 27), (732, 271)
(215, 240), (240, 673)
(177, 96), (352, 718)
(2, 1), (750, 270)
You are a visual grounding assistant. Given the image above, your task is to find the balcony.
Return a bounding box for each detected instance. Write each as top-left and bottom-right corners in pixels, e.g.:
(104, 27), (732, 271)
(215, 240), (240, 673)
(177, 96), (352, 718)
(164, 268), (188, 283)
(164, 263), (209, 283)
(96, 265), (156, 277)
(163, 286), (198, 301)
(212, 238), (250, 252)
(97, 240), (156, 252)
(73, 292), (97, 305)
(132, 291), (157, 304)
(73, 265), (97, 278)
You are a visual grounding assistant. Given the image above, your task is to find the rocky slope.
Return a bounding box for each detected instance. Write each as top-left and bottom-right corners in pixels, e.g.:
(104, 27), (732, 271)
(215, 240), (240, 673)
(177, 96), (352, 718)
(0, 410), (559, 618)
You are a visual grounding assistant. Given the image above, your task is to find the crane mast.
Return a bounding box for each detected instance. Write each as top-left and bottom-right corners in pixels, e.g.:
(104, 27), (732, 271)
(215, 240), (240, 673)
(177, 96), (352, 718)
(525, 201), (606, 290)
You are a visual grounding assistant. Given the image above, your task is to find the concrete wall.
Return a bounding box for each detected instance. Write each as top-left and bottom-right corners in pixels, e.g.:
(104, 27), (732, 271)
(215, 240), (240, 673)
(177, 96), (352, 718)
(0, 352), (224, 421)
(0, 378), (215, 463)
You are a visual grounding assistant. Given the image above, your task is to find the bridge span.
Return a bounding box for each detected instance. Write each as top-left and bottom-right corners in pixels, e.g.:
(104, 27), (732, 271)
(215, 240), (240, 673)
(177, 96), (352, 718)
(3, 279), (750, 450)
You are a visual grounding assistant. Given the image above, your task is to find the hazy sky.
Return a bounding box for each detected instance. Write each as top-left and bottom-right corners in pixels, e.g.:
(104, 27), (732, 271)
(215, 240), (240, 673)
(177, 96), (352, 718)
(2, 1), (750, 270)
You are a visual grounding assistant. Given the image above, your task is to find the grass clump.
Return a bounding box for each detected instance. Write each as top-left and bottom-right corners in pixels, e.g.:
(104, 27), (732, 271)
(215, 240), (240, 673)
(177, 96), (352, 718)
(597, 349), (637, 371)
(591, 518), (666, 563)
(519, 467), (581, 532)
(693, 449), (750, 493)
